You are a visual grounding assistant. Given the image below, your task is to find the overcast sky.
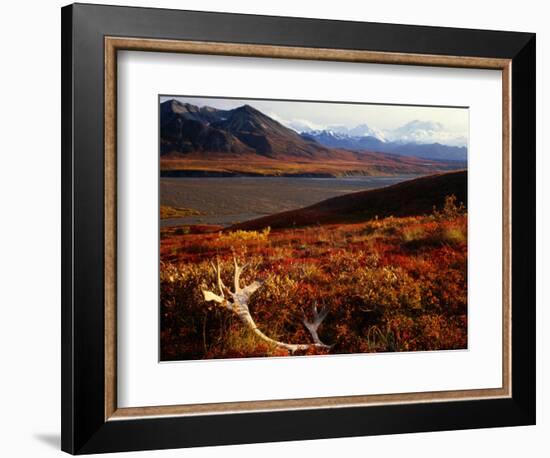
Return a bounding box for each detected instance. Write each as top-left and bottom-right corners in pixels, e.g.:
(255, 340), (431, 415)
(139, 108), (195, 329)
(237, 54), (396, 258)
(160, 95), (469, 146)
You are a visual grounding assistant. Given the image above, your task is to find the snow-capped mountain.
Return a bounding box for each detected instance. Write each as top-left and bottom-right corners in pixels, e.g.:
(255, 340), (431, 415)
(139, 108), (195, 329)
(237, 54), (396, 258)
(301, 124), (467, 162)
(347, 123), (387, 141)
(302, 129), (352, 141)
(299, 119), (466, 151)
(301, 130), (387, 152)
(297, 119), (467, 161)
(314, 123), (387, 142)
(386, 120), (467, 147)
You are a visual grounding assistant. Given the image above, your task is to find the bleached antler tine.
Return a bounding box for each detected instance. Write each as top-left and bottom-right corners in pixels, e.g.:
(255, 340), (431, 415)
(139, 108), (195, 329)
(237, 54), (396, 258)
(212, 257), (225, 297)
(241, 280), (262, 299)
(317, 304), (329, 323)
(233, 257), (237, 290)
(202, 290), (224, 304)
(302, 302), (331, 348)
(233, 256), (243, 292)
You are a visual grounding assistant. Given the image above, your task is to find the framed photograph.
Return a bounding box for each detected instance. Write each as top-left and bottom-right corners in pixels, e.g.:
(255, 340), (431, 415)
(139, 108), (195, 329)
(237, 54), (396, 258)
(61, 3), (536, 454)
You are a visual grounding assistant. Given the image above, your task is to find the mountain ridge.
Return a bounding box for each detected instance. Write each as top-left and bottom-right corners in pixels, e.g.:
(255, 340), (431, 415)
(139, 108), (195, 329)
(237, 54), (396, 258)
(301, 129), (467, 161)
(160, 99), (466, 176)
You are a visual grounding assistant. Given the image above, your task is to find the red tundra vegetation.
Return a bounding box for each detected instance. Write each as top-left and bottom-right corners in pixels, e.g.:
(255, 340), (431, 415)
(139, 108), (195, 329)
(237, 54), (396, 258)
(160, 193), (467, 360)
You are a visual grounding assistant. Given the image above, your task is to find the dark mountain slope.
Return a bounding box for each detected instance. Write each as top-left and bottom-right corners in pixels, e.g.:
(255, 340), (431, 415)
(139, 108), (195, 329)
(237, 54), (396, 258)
(160, 100), (252, 155)
(161, 100), (338, 160)
(210, 104), (333, 159)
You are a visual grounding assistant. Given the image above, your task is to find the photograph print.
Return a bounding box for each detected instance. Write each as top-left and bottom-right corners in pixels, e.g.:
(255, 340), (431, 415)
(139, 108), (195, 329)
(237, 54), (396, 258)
(159, 95), (468, 361)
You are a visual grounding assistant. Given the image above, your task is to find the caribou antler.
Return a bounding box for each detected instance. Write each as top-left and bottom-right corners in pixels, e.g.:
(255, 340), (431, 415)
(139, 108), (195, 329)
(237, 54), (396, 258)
(202, 257), (331, 353)
(302, 302), (331, 348)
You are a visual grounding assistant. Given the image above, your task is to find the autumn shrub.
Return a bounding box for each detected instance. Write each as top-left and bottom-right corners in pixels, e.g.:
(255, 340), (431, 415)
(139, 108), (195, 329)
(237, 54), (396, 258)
(218, 227), (271, 243)
(439, 225), (466, 245)
(432, 194), (466, 221)
(401, 225), (425, 243)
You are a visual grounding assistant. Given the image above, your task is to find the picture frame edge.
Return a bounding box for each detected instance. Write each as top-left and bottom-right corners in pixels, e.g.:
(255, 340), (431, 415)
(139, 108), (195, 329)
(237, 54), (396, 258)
(61, 3), (536, 454)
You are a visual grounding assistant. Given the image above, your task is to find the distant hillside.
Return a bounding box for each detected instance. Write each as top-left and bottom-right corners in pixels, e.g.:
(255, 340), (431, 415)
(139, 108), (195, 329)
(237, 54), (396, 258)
(230, 170), (467, 230)
(160, 99), (465, 177)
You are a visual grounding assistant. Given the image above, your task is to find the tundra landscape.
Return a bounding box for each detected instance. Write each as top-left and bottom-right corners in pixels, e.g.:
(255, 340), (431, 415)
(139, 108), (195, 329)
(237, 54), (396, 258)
(159, 97), (468, 361)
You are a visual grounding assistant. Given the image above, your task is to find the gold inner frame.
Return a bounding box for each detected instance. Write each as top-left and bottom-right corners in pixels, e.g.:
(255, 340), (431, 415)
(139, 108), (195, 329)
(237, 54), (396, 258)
(104, 37), (512, 421)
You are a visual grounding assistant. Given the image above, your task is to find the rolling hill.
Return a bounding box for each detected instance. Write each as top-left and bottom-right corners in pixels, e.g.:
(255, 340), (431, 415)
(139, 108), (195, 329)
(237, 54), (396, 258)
(229, 170), (467, 230)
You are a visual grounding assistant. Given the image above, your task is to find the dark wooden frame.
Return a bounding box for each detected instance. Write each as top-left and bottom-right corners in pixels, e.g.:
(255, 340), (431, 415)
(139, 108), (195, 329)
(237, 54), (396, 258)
(62, 3), (536, 454)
